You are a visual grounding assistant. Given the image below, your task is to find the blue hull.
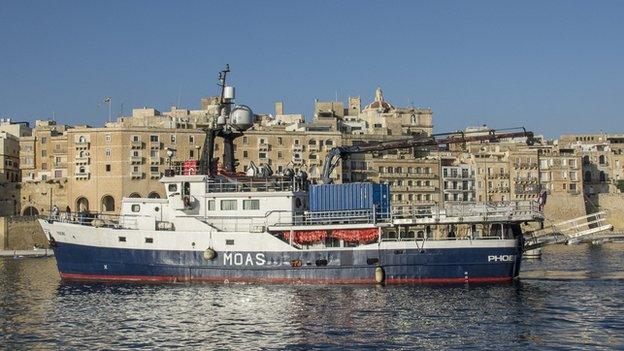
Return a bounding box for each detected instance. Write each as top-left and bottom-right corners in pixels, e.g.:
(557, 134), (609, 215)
(52, 241), (523, 284)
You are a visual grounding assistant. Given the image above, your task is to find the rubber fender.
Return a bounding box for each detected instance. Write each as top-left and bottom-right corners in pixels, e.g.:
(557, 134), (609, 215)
(375, 266), (385, 284)
(203, 247), (216, 260)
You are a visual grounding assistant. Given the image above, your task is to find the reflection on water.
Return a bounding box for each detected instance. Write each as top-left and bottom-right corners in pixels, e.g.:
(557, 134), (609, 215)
(1, 244), (624, 349)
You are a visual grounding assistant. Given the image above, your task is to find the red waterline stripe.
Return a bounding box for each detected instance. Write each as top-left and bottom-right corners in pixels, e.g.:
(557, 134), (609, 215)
(60, 272), (513, 284)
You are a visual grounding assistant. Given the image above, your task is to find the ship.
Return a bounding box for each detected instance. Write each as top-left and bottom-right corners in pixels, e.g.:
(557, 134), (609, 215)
(39, 66), (544, 284)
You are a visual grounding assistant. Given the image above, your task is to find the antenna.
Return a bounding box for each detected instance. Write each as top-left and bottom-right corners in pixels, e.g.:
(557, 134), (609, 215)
(177, 85), (182, 108)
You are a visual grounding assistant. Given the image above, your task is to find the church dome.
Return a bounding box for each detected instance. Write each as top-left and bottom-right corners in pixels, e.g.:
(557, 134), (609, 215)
(363, 87), (395, 112)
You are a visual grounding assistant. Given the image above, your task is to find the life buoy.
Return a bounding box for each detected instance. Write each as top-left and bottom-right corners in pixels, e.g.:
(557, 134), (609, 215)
(189, 167), (196, 175)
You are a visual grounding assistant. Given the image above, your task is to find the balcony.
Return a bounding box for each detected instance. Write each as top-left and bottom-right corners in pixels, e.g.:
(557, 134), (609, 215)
(149, 141), (162, 149)
(75, 141), (90, 149)
(150, 157), (161, 165)
(131, 156), (143, 164)
(131, 140), (143, 149)
(74, 171), (90, 180)
(131, 171), (143, 179)
(292, 157), (303, 165)
(516, 162), (538, 170)
(489, 173), (509, 179)
(292, 144), (304, 152)
(258, 143), (270, 151)
(75, 157), (90, 165)
(150, 171), (161, 179)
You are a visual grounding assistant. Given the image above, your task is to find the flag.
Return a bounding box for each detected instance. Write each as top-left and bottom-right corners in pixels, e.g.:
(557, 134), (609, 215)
(103, 97), (111, 103)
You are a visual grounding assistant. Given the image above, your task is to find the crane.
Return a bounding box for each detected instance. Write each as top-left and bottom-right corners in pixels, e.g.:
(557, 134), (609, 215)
(320, 127), (535, 184)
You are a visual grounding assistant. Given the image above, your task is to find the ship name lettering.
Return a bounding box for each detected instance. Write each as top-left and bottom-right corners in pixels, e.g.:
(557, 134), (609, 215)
(223, 252), (266, 266)
(488, 255), (515, 262)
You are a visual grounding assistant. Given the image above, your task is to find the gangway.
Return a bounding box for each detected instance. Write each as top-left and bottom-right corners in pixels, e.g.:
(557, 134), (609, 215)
(523, 211), (615, 251)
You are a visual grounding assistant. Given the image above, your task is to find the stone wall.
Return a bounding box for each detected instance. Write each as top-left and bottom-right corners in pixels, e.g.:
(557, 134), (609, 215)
(0, 216), (48, 250)
(592, 193), (624, 231)
(542, 194), (587, 226)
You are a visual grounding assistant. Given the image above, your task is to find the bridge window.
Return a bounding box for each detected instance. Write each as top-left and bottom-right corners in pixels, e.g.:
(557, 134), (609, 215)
(243, 199), (260, 210)
(207, 200), (215, 211)
(168, 184), (178, 192)
(220, 200), (237, 211)
(131, 204), (140, 212)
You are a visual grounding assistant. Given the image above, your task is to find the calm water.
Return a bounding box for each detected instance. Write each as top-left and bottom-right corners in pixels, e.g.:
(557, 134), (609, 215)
(2, 244), (624, 350)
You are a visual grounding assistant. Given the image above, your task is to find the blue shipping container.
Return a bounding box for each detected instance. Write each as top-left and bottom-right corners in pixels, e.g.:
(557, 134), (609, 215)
(308, 182), (391, 215)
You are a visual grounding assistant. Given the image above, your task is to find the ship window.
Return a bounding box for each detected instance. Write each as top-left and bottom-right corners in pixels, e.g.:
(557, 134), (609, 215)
(131, 204), (140, 212)
(226, 239), (234, 245)
(145, 237), (153, 243)
(220, 200), (237, 211)
(118, 236), (126, 242)
(243, 199), (260, 210)
(168, 184), (177, 192)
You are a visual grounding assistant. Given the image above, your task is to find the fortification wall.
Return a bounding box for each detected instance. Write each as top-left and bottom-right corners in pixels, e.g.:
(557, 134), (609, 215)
(0, 216), (47, 250)
(595, 194), (624, 231)
(542, 194), (587, 225)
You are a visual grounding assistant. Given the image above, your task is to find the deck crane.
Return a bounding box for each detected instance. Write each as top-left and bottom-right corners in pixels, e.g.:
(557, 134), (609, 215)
(320, 127), (535, 184)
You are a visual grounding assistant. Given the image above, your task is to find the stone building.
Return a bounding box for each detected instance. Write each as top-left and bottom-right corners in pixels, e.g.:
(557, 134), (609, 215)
(0, 132), (20, 183)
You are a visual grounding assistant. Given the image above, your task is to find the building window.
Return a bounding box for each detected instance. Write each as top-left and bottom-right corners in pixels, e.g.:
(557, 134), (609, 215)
(41, 137), (47, 144)
(220, 200), (237, 211)
(259, 152), (267, 159)
(294, 139), (300, 145)
(171, 134), (176, 143)
(150, 135), (159, 142)
(106, 164), (111, 172)
(105, 148), (111, 157)
(243, 151), (248, 158)
(41, 150), (47, 157)
(132, 135), (140, 142)
(278, 151), (283, 159)
(150, 166), (159, 172)
(42, 163), (48, 170)
(189, 150), (194, 158)
(243, 199), (260, 210)
(150, 149), (158, 158)
(278, 137), (283, 145)
(105, 134), (111, 142)
(189, 135), (195, 144)
(54, 170), (62, 178)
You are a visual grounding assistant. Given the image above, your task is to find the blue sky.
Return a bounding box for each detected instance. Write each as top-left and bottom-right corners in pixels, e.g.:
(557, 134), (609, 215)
(0, 1), (622, 137)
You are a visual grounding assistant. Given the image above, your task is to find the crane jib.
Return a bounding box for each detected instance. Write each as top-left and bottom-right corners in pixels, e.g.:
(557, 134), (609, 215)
(320, 127), (534, 184)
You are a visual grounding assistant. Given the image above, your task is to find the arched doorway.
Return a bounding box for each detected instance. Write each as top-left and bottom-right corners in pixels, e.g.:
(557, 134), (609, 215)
(101, 195), (115, 212)
(147, 192), (161, 199)
(129, 193), (141, 198)
(22, 206), (39, 216)
(76, 197), (89, 212)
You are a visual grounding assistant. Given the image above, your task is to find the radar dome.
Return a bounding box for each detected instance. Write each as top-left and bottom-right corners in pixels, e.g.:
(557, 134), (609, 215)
(229, 105), (254, 131)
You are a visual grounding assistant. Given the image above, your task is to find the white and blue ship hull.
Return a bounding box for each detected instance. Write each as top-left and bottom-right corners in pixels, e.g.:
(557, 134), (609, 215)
(41, 220), (523, 284)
